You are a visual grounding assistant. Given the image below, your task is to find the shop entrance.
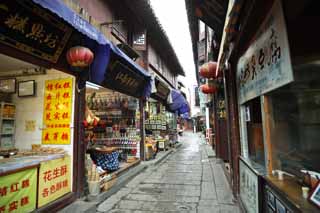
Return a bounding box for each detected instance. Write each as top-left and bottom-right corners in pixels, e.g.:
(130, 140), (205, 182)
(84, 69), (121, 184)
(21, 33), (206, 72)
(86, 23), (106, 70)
(84, 83), (140, 193)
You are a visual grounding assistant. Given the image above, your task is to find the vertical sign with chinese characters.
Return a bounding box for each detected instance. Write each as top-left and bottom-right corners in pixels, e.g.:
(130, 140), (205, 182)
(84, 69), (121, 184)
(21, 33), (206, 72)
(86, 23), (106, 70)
(42, 78), (73, 145)
(38, 156), (71, 208)
(0, 167), (37, 213)
(237, 0), (293, 104)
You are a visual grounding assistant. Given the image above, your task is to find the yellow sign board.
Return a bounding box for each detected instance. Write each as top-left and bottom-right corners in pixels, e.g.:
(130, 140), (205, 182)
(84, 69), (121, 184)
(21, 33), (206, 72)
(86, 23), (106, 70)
(42, 78), (73, 145)
(38, 156), (71, 208)
(0, 167), (37, 213)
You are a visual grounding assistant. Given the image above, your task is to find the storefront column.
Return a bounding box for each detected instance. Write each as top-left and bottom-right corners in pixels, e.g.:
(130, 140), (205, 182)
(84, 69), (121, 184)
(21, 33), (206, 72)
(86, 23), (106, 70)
(139, 99), (145, 160)
(225, 62), (242, 194)
(74, 80), (86, 197)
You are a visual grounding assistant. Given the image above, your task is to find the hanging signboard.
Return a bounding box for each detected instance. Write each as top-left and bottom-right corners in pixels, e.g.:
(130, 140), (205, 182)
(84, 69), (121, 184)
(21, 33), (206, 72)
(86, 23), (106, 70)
(105, 61), (147, 98)
(42, 78), (73, 145)
(0, 0), (72, 63)
(152, 77), (170, 102)
(38, 156), (71, 208)
(239, 157), (262, 213)
(237, 0), (293, 104)
(0, 167), (37, 213)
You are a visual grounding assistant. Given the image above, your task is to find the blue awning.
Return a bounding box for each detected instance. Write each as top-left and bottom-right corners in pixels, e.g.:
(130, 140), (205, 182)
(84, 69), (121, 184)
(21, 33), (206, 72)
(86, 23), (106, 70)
(169, 90), (190, 114)
(180, 112), (190, 119)
(30, 0), (151, 97)
(31, 0), (109, 45)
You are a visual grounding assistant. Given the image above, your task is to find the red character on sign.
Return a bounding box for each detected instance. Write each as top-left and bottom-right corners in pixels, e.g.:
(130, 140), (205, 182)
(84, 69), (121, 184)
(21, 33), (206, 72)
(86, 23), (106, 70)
(62, 179), (68, 188)
(55, 103), (61, 110)
(46, 84), (53, 91)
(10, 183), (19, 192)
(42, 188), (49, 198)
(63, 102), (69, 108)
(44, 132), (50, 141)
(53, 168), (60, 179)
(55, 92), (60, 100)
(43, 170), (52, 182)
(63, 82), (70, 88)
(0, 187), (7, 197)
(54, 112), (60, 120)
(55, 83), (62, 90)
(63, 92), (70, 99)
(46, 94), (52, 101)
(46, 113), (51, 121)
(53, 132), (59, 141)
(56, 181), (62, 191)
(0, 205), (5, 213)
(50, 185), (56, 194)
(20, 196), (29, 206)
(61, 133), (68, 141)
(62, 112), (69, 119)
(45, 103), (52, 111)
(9, 201), (18, 212)
(21, 179), (29, 188)
(61, 165), (67, 176)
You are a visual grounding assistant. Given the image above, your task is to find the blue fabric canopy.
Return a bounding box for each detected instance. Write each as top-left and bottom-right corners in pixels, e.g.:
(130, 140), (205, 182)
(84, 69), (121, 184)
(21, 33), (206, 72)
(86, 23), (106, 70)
(31, 0), (109, 45)
(31, 0), (151, 97)
(169, 90), (190, 114)
(180, 112), (190, 119)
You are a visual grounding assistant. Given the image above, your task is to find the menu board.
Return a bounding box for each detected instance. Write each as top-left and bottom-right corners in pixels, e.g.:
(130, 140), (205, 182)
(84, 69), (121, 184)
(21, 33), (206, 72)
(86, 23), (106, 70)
(42, 78), (73, 145)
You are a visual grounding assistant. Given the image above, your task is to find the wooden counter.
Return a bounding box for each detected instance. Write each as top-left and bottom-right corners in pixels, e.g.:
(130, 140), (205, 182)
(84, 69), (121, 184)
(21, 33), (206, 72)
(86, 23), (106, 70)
(265, 175), (319, 212)
(0, 154), (65, 176)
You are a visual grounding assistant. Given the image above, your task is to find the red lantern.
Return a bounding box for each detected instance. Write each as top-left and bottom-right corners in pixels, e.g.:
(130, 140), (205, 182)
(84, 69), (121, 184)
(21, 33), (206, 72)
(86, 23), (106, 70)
(199, 61), (217, 79)
(200, 84), (217, 94)
(66, 46), (94, 67)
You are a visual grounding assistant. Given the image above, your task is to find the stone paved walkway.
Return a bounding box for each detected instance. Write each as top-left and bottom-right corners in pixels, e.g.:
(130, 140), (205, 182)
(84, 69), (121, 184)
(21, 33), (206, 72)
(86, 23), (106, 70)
(97, 131), (241, 213)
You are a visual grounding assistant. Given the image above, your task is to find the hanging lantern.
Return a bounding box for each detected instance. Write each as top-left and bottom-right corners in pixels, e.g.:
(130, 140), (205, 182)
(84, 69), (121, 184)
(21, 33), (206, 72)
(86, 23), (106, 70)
(66, 46), (94, 68)
(199, 61), (217, 79)
(200, 84), (217, 94)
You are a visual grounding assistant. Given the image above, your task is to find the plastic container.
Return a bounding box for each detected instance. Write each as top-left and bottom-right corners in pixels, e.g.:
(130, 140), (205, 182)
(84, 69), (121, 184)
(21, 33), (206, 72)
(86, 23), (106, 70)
(88, 181), (100, 195)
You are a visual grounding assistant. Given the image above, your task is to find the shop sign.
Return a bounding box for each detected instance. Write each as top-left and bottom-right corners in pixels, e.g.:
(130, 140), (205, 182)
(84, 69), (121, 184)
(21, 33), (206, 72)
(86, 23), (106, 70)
(153, 78), (170, 101)
(0, 167), (37, 213)
(106, 61), (147, 98)
(42, 78), (73, 145)
(217, 99), (226, 119)
(237, 0), (293, 104)
(38, 156), (71, 208)
(239, 158), (260, 213)
(0, 0), (72, 63)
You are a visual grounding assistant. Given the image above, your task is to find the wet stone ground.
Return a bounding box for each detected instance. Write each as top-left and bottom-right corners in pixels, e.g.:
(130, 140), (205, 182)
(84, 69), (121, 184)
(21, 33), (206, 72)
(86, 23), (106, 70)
(97, 132), (241, 213)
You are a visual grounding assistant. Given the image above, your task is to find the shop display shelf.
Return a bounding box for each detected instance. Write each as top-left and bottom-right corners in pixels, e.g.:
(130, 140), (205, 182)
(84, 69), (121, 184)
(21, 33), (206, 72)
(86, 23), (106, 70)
(1, 133), (14, 135)
(2, 118), (15, 120)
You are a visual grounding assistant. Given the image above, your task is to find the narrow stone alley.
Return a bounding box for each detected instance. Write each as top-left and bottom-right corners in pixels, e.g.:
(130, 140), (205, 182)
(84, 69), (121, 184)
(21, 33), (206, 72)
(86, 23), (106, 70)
(97, 132), (241, 213)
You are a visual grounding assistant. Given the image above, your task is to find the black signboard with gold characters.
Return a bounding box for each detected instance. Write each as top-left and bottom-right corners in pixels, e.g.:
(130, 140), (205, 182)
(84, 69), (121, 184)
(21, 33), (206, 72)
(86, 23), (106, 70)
(104, 60), (148, 98)
(0, 0), (72, 63)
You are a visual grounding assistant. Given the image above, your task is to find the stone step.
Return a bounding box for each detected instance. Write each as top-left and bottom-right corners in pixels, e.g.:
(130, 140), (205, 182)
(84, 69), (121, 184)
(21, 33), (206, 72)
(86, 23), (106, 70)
(58, 200), (97, 213)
